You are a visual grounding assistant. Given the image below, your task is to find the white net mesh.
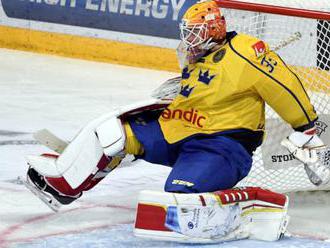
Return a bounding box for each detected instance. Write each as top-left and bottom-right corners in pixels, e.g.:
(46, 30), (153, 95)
(221, 1), (330, 192)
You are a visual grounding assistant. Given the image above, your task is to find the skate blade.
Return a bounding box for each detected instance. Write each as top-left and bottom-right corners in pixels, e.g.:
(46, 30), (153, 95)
(18, 176), (61, 212)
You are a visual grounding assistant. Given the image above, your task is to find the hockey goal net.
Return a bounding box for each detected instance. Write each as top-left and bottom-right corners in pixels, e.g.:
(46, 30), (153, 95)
(214, 0), (330, 192)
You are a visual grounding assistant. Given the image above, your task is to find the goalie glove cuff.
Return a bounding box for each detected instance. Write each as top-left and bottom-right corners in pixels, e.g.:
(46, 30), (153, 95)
(281, 131), (325, 164)
(286, 131), (324, 149)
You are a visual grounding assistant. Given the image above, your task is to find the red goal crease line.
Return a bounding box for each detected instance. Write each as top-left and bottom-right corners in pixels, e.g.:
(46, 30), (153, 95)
(215, 0), (330, 20)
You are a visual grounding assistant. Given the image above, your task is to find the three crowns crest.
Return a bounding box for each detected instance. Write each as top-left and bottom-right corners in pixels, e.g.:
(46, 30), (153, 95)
(198, 70), (215, 85)
(180, 84), (195, 98)
(182, 67), (194, 79)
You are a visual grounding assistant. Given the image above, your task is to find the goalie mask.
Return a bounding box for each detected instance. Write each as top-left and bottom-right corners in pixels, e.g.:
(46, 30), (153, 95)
(178, 0), (227, 65)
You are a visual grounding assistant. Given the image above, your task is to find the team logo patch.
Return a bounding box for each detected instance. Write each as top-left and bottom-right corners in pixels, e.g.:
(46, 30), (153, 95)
(161, 108), (206, 128)
(252, 41), (266, 58)
(213, 49), (226, 63)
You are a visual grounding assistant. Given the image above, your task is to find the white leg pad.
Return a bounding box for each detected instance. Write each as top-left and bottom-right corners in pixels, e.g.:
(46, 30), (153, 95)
(134, 190), (249, 243)
(134, 189), (289, 243)
(27, 98), (168, 190)
(243, 199), (290, 241)
(28, 111), (120, 189)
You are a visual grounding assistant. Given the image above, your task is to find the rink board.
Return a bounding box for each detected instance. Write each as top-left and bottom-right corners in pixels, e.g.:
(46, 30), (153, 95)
(0, 0), (191, 71)
(0, 25), (178, 71)
(0, 0), (328, 71)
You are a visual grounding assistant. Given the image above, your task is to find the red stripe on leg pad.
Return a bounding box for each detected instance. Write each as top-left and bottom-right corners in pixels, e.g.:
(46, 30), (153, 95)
(214, 187), (287, 206)
(45, 154), (111, 196)
(135, 203), (171, 232)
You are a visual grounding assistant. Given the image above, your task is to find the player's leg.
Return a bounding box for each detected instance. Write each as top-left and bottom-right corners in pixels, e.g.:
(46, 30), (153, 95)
(164, 135), (252, 193)
(25, 114), (144, 210)
(25, 106), (174, 210)
(126, 110), (179, 166)
(135, 135), (288, 241)
(154, 136), (288, 242)
(25, 100), (170, 210)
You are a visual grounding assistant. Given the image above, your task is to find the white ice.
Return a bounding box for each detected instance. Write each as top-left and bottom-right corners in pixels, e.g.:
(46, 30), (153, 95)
(0, 48), (330, 248)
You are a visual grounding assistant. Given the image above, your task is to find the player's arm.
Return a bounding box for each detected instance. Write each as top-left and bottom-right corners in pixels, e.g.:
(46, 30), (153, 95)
(252, 51), (325, 162)
(251, 52), (330, 185)
(253, 51), (317, 130)
(230, 36), (321, 152)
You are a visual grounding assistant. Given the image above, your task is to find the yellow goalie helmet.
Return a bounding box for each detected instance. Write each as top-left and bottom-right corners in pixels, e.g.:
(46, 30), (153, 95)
(179, 0), (227, 64)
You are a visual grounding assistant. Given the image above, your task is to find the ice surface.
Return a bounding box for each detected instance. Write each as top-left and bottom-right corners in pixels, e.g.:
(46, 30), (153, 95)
(0, 48), (329, 248)
(12, 225), (330, 248)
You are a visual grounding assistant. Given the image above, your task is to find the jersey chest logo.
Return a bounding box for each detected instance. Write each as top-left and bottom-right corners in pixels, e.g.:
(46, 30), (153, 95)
(179, 68), (217, 98)
(213, 49), (226, 63)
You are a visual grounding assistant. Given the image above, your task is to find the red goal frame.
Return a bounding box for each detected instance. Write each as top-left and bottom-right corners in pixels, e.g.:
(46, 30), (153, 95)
(215, 0), (330, 20)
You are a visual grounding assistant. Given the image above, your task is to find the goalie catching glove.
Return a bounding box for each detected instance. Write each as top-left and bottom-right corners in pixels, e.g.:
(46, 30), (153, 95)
(281, 128), (330, 186)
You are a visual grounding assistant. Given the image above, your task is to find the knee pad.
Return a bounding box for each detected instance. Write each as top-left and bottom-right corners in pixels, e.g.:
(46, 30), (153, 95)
(95, 116), (126, 157)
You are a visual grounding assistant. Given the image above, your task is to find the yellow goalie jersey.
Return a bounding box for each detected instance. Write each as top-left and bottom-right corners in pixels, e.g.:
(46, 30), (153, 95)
(159, 32), (318, 144)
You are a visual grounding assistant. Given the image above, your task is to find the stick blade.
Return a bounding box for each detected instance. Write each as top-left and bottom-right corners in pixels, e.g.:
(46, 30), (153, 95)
(33, 129), (68, 154)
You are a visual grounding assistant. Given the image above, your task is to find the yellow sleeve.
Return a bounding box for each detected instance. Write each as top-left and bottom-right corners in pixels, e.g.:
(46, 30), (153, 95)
(252, 51), (318, 129)
(229, 34), (317, 130)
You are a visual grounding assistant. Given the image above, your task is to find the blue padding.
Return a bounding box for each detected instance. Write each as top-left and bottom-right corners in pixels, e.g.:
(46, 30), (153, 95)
(164, 206), (181, 233)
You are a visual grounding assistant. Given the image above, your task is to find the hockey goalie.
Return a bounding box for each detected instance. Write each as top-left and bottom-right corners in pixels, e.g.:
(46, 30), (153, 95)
(24, 0), (329, 243)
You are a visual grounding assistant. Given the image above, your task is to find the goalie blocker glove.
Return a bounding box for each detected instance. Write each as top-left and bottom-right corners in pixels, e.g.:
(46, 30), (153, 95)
(281, 127), (326, 164)
(281, 127), (330, 186)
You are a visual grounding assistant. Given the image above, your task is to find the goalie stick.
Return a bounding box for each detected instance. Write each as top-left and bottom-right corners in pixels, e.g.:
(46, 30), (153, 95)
(33, 129), (68, 154)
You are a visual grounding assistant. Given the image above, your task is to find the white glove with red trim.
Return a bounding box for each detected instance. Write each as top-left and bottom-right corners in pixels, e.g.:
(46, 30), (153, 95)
(281, 128), (330, 186)
(281, 128), (325, 164)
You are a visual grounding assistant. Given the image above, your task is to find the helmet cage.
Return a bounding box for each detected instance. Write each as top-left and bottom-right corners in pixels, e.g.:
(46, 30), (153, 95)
(179, 21), (210, 50)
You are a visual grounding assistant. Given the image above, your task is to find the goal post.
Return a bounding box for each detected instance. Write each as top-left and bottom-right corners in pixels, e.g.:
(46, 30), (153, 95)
(213, 0), (330, 192)
(216, 0), (330, 20)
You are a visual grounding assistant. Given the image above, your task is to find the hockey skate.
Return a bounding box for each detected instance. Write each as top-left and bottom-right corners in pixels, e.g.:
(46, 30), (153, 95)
(21, 165), (81, 212)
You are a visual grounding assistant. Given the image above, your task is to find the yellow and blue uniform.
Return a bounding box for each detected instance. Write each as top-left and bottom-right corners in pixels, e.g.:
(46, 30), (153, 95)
(159, 31), (317, 146)
(127, 32), (318, 193)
